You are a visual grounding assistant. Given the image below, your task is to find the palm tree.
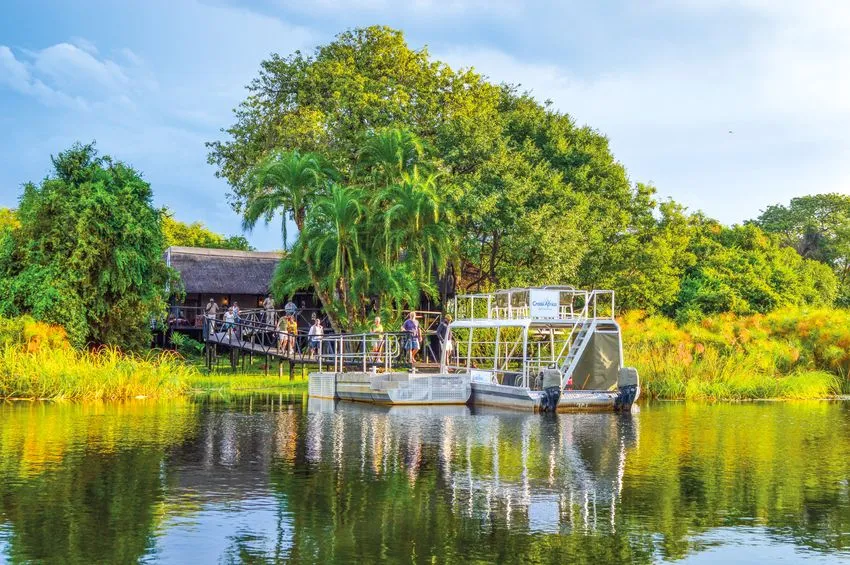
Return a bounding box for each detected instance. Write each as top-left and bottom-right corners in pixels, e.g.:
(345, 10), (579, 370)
(374, 168), (455, 279)
(242, 150), (328, 249)
(303, 184), (366, 323)
(358, 128), (426, 186)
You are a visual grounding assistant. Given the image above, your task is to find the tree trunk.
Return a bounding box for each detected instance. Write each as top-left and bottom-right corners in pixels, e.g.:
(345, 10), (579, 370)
(293, 210), (342, 333)
(302, 247), (341, 333)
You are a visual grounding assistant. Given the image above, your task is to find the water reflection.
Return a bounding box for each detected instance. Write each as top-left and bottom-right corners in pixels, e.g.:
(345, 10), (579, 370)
(0, 401), (198, 564)
(0, 397), (849, 563)
(303, 399), (639, 535)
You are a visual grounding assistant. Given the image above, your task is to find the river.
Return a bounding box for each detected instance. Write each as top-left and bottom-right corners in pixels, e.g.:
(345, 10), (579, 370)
(0, 395), (848, 563)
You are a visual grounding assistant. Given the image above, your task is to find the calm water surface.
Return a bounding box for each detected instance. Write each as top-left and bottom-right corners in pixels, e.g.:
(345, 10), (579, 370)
(1, 395), (849, 564)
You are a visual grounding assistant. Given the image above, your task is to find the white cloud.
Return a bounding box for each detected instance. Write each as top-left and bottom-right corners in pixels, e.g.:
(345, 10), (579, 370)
(0, 45), (89, 110)
(32, 43), (130, 94)
(433, 0), (850, 223)
(0, 46), (30, 92)
(70, 36), (99, 56)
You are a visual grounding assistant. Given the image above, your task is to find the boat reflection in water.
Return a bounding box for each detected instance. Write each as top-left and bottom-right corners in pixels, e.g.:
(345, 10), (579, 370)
(305, 397), (638, 534)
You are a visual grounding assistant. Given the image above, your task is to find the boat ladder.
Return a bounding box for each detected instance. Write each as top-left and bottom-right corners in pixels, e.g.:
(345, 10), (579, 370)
(558, 318), (597, 391)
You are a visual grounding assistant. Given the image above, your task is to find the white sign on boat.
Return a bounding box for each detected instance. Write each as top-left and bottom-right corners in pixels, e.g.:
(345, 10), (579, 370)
(470, 369), (494, 383)
(529, 289), (561, 319)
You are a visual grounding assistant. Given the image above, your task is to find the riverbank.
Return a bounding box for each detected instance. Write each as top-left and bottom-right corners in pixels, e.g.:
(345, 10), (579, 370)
(4, 307), (849, 402)
(622, 308), (850, 400)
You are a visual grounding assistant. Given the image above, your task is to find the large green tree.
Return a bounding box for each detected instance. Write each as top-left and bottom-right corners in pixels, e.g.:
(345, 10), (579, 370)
(208, 25), (837, 321)
(0, 143), (170, 348)
(163, 214), (252, 251)
(257, 129), (454, 330)
(755, 193), (850, 304)
(207, 25), (641, 295)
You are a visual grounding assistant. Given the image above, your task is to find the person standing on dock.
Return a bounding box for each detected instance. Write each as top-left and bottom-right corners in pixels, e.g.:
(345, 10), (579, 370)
(286, 315), (298, 357)
(371, 316), (385, 363)
(223, 307), (235, 337)
(275, 315), (286, 352)
(436, 314), (453, 366)
(402, 311), (421, 366)
(308, 318), (323, 358)
(203, 298), (218, 339)
(263, 294), (275, 325)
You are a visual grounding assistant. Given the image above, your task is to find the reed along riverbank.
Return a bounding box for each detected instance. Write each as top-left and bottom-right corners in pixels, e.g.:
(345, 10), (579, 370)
(623, 308), (850, 400)
(0, 317), (191, 401)
(4, 307), (850, 402)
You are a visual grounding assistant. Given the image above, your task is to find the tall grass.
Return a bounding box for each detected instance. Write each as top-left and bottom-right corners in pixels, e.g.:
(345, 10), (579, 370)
(0, 316), (193, 400)
(622, 308), (850, 400)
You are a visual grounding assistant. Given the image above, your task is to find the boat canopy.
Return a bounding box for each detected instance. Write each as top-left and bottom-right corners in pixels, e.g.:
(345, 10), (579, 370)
(452, 287), (616, 325)
(446, 286), (621, 390)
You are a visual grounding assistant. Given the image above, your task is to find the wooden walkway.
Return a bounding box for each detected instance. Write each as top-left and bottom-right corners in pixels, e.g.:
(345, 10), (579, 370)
(202, 312), (443, 376)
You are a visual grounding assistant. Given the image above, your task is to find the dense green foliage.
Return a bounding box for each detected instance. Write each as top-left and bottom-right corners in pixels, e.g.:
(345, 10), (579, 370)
(623, 308), (850, 400)
(243, 130), (453, 329)
(163, 213), (253, 251)
(0, 144), (171, 348)
(755, 193), (850, 305)
(0, 316), (191, 400)
(207, 26), (635, 296)
(209, 25), (836, 320)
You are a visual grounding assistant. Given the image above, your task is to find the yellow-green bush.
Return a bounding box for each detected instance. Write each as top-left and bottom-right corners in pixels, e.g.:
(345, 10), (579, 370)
(622, 308), (849, 400)
(0, 316), (194, 400)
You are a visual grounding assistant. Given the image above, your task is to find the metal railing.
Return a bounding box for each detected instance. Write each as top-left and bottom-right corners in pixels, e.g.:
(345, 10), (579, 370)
(317, 332), (404, 373)
(452, 287), (616, 322)
(445, 289), (618, 389)
(203, 312), (438, 374)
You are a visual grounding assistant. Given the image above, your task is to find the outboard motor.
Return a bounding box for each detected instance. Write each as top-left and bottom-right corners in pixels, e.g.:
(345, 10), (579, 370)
(540, 367), (562, 413)
(614, 367), (639, 412)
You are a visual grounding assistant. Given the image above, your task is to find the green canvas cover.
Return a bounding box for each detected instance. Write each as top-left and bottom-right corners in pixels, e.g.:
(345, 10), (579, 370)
(570, 332), (621, 391)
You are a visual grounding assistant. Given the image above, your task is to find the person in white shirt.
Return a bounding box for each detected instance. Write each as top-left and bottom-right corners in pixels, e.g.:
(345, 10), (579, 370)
(308, 318), (324, 357)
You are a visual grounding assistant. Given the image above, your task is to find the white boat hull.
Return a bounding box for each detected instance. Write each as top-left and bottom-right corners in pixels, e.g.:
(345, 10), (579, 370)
(470, 382), (640, 412)
(309, 371), (471, 405)
(309, 372), (637, 411)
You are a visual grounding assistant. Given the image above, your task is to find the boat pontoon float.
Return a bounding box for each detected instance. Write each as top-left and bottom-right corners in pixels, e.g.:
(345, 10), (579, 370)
(308, 332), (472, 406)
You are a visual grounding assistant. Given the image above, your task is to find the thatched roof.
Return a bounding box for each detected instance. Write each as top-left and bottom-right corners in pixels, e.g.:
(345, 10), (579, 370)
(166, 246), (281, 295)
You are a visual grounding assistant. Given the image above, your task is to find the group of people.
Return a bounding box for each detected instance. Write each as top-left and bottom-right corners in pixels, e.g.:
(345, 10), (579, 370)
(377, 311), (453, 366)
(202, 296), (454, 365)
(275, 313), (324, 357)
(203, 298), (242, 337)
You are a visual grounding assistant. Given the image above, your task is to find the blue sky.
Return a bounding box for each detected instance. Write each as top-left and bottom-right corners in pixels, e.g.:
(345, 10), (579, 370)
(1, 0), (848, 250)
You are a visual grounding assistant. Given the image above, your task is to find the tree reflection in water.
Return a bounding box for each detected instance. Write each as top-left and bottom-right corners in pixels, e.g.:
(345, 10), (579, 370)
(1, 396), (849, 563)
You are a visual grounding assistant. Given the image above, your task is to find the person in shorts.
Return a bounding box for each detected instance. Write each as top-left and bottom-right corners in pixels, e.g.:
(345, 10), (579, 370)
(285, 315), (298, 356)
(308, 318), (324, 357)
(402, 311), (421, 365)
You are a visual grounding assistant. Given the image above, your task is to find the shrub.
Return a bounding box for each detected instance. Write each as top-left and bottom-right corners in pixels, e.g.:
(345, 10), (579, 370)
(622, 308), (850, 400)
(0, 316), (193, 400)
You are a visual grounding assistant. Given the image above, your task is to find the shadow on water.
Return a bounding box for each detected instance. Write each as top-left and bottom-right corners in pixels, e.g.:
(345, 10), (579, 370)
(0, 397), (849, 563)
